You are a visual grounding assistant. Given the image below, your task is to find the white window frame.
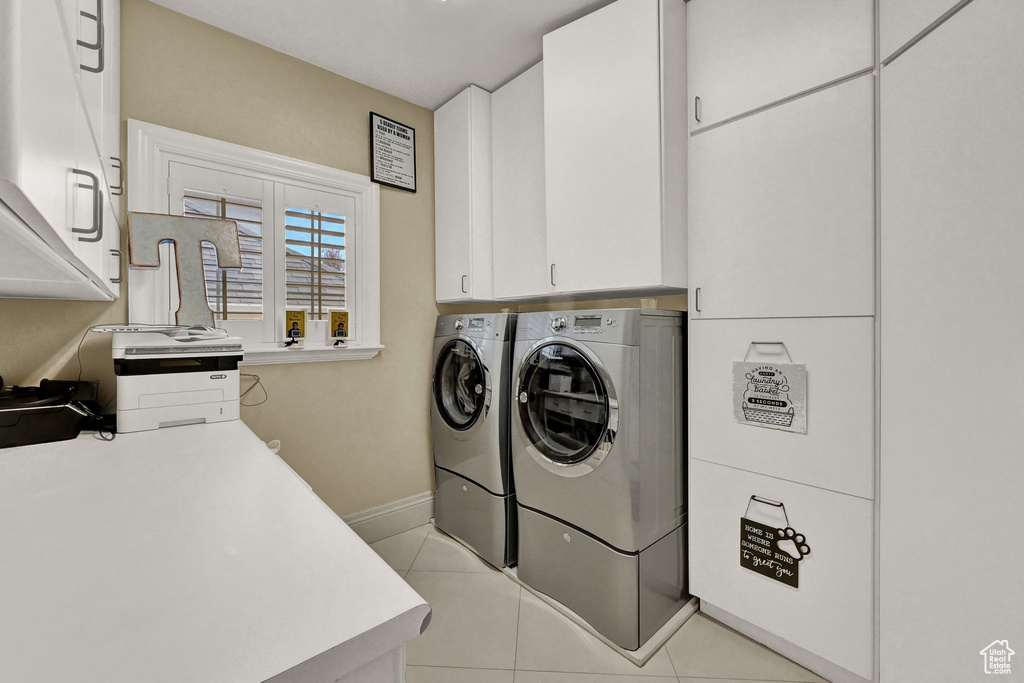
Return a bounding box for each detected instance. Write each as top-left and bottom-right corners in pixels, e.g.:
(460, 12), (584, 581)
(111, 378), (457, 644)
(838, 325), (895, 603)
(127, 119), (382, 364)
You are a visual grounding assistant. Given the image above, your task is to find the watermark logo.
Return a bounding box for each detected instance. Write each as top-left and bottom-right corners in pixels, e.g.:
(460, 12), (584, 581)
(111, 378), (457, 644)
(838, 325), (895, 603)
(980, 640), (1014, 675)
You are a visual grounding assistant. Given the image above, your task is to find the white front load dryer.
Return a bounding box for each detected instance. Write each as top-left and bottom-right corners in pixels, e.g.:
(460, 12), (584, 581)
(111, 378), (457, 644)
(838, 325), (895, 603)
(511, 309), (688, 650)
(431, 313), (517, 568)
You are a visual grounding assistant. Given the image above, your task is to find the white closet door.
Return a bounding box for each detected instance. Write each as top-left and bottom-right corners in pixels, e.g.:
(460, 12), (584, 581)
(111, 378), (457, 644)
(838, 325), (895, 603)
(880, 2), (1024, 681)
(687, 0), (873, 130)
(689, 459), (874, 680)
(688, 317), (874, 499)
(689, 75), (874, 320)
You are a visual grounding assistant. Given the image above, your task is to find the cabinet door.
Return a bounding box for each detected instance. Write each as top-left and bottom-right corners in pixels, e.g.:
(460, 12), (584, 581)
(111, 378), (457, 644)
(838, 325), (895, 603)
(688, 459), (874, 680)
(880, 3), (1024, 681)
(75, 0), (105, 147)
(689, 75), (874, 320)
(543, 0), (666, 294)
(0, 0), (81, 251)
(688, 317), (874, 499)
(880, 0), (959, 63)
(434, 86), (492, 302)
(492, 63), (551, 300)
(688, 0), (873, 131)
(103, 0), (122, 221)
(70, 93), (110, 288)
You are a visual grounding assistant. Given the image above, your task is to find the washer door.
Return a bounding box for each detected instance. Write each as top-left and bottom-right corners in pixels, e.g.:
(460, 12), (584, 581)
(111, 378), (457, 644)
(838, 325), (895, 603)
(516, 341), (618, 476)
(433, 338), (490, 432)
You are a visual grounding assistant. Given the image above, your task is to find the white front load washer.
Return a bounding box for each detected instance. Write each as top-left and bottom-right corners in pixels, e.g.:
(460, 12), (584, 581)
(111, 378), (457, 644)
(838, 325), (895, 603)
(431, 313), (517, 568)
(512, 309), (688, 650)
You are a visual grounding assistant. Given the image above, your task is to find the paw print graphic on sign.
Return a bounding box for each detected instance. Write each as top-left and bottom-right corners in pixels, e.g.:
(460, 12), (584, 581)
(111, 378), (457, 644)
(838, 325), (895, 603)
(740, 496), (812, 589)
(775, 526), (811, 560)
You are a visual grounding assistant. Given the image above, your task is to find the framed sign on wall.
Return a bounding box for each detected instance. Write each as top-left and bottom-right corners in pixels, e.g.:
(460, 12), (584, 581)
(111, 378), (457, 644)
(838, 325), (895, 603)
(370, 112), (417, 192)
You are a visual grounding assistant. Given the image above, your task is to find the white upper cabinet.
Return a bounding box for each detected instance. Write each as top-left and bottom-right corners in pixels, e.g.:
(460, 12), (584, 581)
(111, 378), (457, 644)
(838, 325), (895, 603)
(434, 86), (493, 303)
(688, 74), (875, 320)
(687, 0), (873, 130)
(880, 0), (959, 63)
(0, 0), (120, 300)
(0, 0), (81, 250)
(542, 0), (686, 296)
(491, 63), (551, 300)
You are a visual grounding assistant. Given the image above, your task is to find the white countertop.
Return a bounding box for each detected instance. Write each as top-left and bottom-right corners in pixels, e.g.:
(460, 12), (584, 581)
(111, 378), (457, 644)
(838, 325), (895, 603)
(0, 421), (429, 682)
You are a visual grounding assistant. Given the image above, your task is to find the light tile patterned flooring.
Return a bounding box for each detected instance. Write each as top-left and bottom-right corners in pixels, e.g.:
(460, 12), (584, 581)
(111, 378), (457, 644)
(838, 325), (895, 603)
(370, 524), (828, 683)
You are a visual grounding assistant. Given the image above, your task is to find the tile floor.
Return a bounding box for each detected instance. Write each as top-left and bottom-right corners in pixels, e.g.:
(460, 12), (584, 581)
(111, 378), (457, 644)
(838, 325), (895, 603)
(370, 524), (828, 683)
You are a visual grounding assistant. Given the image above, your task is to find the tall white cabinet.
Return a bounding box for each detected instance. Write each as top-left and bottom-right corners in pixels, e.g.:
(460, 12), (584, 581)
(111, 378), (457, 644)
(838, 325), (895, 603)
(434, 86), (493, 303)
(0, 0), (121, 301)
(542, 0), (686, 296)
(879, 2), (1024, 680)
(685, 1), (876, 681)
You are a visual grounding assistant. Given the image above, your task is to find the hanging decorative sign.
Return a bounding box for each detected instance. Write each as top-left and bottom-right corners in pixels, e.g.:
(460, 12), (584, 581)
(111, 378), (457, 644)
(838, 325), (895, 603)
(733, 360), (807, 434)
(740, 496), (811, 589)
(370, 112), (417, 192)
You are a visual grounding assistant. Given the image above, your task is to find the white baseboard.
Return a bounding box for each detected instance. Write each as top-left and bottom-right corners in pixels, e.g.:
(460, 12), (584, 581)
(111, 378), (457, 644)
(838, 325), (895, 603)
(343, 491), (435, 544)
(701, 601), (872, 683)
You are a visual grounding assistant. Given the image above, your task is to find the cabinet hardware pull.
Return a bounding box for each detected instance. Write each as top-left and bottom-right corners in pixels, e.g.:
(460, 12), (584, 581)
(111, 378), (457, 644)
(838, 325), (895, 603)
(550, 263), (556, 287)
(109, 249), (122, 284)
(694, 286), (700, 312)
(78, 0), (105, 74)
(461, 274), (468, 293)
(694, 96), (701, 123)
(110, 157), (123, 196)
(71, 168), (103, 243)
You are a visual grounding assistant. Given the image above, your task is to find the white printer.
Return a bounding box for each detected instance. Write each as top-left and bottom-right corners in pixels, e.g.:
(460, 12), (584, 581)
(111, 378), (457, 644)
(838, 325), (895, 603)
(99, 325), (244, 433)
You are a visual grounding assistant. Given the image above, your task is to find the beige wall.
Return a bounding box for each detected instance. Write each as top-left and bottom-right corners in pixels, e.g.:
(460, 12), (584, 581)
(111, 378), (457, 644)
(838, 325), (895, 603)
(0, 0), (687, 519)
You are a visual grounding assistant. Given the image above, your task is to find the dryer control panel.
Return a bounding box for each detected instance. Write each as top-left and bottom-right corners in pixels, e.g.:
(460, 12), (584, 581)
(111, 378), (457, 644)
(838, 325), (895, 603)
(516, 309), (682, 346)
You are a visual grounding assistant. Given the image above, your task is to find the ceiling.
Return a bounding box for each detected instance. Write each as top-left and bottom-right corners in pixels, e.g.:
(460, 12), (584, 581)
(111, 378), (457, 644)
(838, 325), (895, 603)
(148, 0), (617, 110)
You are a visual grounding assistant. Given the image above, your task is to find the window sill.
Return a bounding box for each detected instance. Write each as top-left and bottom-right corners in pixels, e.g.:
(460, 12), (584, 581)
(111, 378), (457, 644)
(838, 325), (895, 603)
(239, 344), (384, 366)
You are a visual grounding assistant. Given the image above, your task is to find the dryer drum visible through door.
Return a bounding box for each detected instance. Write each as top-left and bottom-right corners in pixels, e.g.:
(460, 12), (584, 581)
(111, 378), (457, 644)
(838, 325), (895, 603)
(433, 336), (490, 436)
(515, 338), (619, 477)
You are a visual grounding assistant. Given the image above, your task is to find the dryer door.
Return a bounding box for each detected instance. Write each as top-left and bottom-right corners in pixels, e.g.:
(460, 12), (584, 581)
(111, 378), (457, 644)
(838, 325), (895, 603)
(433, 337), (490, 433)
(515, 341), (619, 476)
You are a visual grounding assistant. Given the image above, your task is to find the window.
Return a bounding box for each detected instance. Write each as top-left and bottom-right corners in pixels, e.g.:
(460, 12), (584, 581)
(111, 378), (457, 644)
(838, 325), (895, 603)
(285, 208), (346, 317)
(127, 120), (382, 363)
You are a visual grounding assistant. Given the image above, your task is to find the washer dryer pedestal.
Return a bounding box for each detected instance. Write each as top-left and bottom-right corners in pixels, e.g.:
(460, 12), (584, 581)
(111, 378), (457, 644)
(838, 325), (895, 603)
(434, 467), (517, 569)
(517, 504), (688, 651)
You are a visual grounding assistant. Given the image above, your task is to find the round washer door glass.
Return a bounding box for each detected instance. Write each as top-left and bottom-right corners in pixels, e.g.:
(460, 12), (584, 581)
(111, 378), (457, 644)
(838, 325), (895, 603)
(518, 343), (609, 465)
(434, 339), (486, 430)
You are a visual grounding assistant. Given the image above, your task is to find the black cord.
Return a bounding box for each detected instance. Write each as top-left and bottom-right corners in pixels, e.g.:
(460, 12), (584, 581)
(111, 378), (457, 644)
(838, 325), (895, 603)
(76, 327), (91, 381)
(240, 373), (268, 407)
